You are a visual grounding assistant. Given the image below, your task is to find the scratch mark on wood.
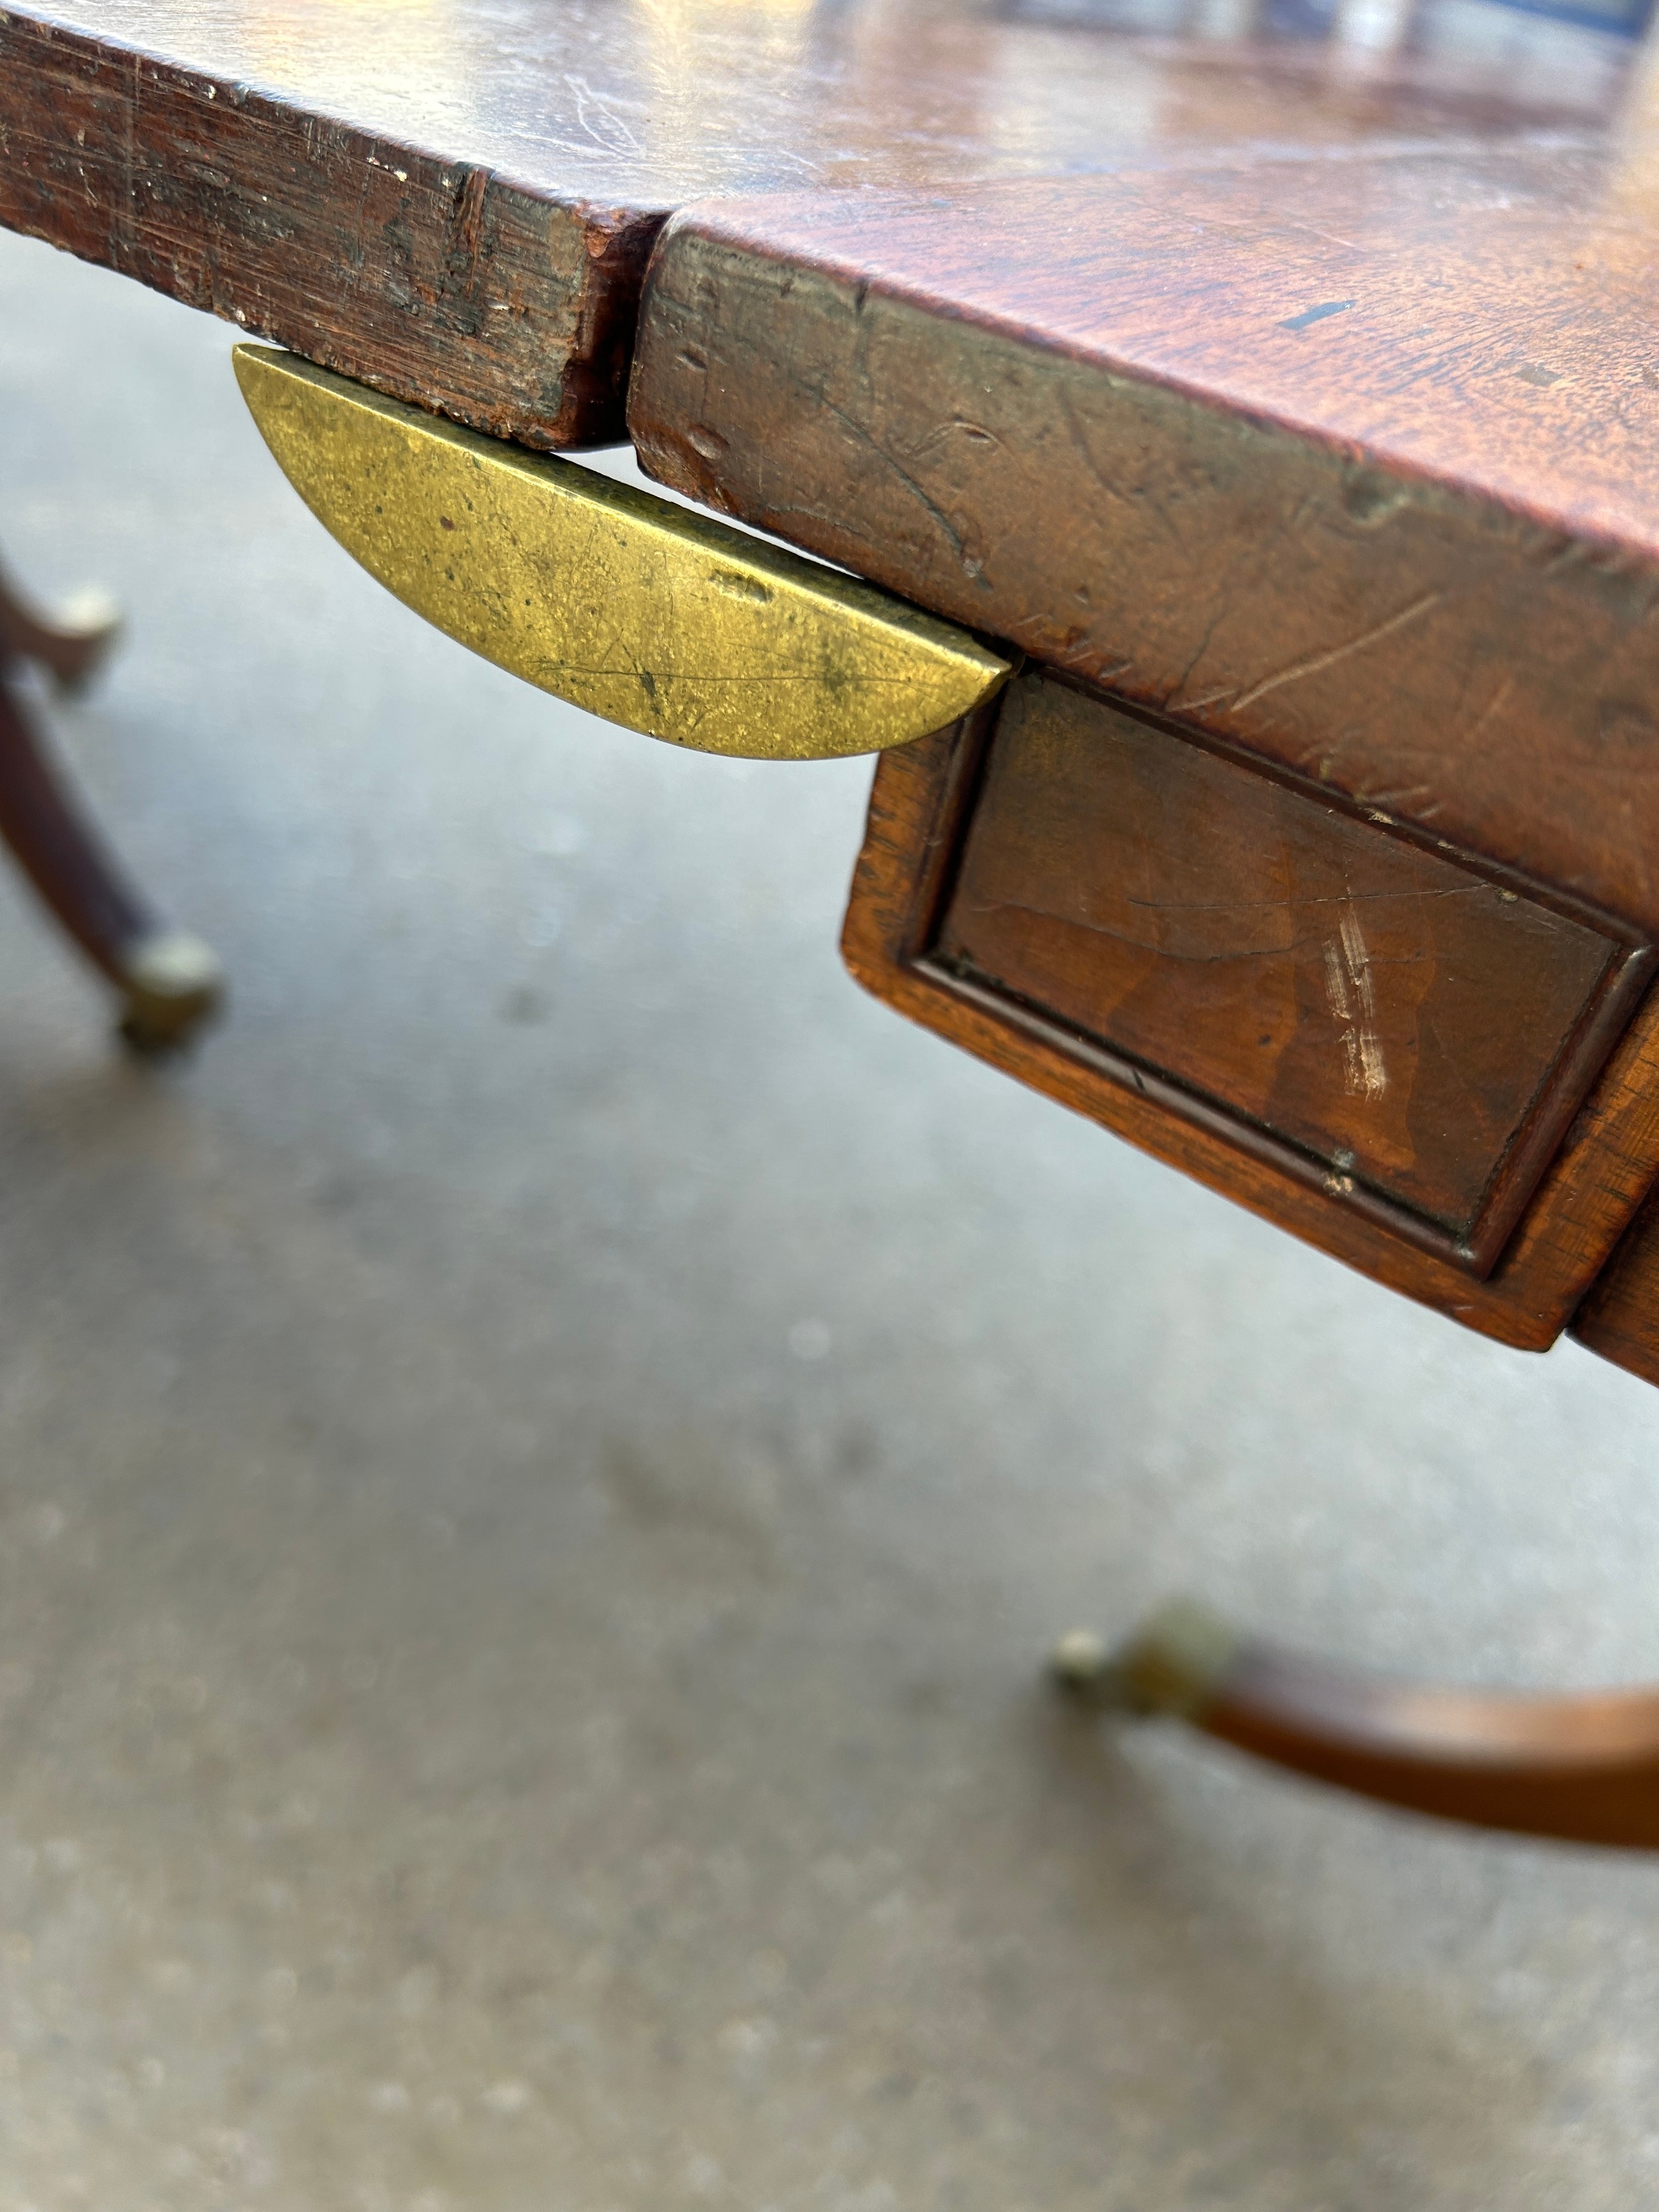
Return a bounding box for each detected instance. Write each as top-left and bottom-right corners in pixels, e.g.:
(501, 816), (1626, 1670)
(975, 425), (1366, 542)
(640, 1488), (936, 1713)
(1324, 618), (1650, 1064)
(1465, 673), (1514, 749)
(1326, 902), (1388, 1099)
(1230, 592), (1445, 715)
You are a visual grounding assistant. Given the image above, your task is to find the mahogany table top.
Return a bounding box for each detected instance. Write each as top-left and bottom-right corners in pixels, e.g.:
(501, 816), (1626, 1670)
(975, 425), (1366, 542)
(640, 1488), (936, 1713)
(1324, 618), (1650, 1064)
(0, 0), (1644, 445)
(9, 0), (1658, 994)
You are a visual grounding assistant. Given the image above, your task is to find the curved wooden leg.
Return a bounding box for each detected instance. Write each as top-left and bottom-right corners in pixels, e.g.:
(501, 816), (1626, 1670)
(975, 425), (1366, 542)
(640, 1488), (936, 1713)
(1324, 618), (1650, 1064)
(0, 665), (221, 1051)
(1051, 1599), (1659, 1848)
(0, 554), (123, 694)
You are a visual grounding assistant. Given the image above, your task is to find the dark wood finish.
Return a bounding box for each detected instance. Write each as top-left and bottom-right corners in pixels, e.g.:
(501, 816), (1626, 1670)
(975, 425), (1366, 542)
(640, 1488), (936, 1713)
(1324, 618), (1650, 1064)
(1197, 1638), (1659, 1850)
(0, 563), (220, 1049)
(0, 669), (147, 970)
(843, 701), (1659, 1350)
(0, 3), (658, 449)
(936, 675), (1648, 1272)
(0, 0), (1637, 447)
(631, 141), (1659, 938)
(1569, 1186), (1659, 1382)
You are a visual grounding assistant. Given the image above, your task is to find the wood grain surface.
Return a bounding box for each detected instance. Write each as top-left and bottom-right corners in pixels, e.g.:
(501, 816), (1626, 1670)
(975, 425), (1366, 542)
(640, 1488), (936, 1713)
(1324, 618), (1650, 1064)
(0, 0), (1640, 445)
(1196, 1637), (1659, 1848)
(842, 705), (1659, 1351)
(936, 675), (1640, 1270)
(630, 117), (1659, 936)
(1571, 1186), (1659, 1380)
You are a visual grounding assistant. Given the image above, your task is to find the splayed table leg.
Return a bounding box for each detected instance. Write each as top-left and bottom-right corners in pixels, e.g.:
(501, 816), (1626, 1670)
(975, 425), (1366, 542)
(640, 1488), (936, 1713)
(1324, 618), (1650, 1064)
(1053, 1599), (1659, 1849)
(0, 559), (221, 1051)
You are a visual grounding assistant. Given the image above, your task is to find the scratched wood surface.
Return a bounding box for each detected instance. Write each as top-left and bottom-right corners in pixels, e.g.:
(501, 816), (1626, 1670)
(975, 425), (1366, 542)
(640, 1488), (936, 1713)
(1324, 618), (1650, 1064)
(630, 117), (1659, 939)
(843, 710), (1659, 1350)
(936, 676), (1637, 1269)
(0, 0), (1640, 444)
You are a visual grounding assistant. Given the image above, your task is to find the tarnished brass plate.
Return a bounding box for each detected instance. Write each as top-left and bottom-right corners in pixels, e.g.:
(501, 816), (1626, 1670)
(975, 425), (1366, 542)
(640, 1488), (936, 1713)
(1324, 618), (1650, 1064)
(233, 346), (1011, 761)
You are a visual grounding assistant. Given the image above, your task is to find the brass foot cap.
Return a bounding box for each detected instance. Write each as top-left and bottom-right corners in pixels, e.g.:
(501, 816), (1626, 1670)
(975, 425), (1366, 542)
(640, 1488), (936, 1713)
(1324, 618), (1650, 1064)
(48, 587), (123, 696)
(117, 930), (224, 1052)
(1049, 1599), (1243, 1720)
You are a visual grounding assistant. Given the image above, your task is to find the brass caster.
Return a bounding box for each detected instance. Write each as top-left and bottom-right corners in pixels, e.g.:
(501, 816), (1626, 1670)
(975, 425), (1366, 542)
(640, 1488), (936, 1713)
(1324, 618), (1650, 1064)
(115, 929), (224, 1054)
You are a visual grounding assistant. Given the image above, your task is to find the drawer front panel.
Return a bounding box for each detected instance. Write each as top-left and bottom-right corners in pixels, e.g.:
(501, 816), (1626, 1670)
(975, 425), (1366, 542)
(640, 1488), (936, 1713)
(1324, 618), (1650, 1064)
(933, 675), (1624, 1262)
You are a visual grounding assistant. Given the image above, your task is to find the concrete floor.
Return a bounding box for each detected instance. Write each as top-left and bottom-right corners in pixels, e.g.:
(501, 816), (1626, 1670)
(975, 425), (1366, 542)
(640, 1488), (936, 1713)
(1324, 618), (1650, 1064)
(2, 227), (1659, 2212)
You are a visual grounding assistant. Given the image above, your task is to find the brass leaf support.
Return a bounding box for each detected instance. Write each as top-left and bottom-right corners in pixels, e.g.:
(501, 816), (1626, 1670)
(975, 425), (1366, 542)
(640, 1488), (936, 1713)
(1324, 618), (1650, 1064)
(232, 346), (1011, 762)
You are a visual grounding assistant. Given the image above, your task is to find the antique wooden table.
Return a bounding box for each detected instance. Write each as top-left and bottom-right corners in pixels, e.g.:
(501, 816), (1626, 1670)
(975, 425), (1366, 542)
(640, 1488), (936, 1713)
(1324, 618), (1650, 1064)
(7, 0), (1659, 1846)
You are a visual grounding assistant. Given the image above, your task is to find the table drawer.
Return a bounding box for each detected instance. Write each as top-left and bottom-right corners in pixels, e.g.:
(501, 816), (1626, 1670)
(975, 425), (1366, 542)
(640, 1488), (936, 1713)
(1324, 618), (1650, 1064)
(843, 673), (1659, 1347)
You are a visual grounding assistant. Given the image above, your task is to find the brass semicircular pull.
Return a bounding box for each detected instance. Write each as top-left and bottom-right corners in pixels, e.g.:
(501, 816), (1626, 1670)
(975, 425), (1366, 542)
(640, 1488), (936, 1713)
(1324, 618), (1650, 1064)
(232, 345), (1011, 762)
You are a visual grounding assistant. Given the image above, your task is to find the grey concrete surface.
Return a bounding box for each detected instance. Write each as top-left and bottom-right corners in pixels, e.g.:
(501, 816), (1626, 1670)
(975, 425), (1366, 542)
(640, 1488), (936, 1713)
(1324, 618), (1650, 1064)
(2, 227), (1659, 2212)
